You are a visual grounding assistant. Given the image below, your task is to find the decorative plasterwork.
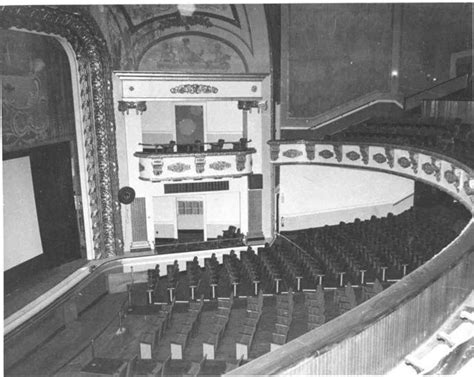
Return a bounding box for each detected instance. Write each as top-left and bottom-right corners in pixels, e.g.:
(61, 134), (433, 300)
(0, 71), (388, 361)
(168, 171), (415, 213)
(270, 143), (280, 161)
(334, 144), (343, 162)
(360, 145), (369, 165)
(210, 161), (231, 170)
(444, 165), (460, 192)
(282, 149), (303, 158)
(236, 153), (247, 171)
(398, 156), (411, 169)
(0, 6), (123, 258)
(305, 142), (316, 161)
(346, 150), (361, 161)
(168, 162), (191, 173)
(152, 158), (164, 176)
(319, 149), (334, 159)
(409, 151), (419, 174)
(170, 84), (218, 94)
(118, 100), (147, 114)
(384, 147), (394, 168)
(195, 155), (206, 173)
(373, 153), (387, 164)
(422, 157), (441, 181)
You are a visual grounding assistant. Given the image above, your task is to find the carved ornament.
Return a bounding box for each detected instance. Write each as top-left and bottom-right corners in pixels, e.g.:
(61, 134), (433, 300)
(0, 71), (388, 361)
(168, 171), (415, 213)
(409, 151), (419, 174)
(270, 144), (280, 161)
(373, 153), (387, 164)
(305, 142), (316, 161)
(170, 84), (218, 94)
(195, 155), (206, 173)
(118, 101), (147, 115)
(346, 150), (361, 161)
(282, 149), (303, 158)
(152, 158), (164, 176)
(209, 161), (231, 171)
(334, 144), (343, 162)
(384, 147), (394, 168)
(0, 6), (123, 258)
(167, 162), (191, 173)
(444, 165), (460, 192)
(398, 156), (411, 169)
(236, 153), (247, 171)
(319, 149), (334, 159)
(359, 145), (369, 165)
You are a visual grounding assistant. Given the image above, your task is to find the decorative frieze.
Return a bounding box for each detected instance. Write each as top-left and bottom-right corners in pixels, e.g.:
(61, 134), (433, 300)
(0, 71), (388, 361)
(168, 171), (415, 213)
(118, 100), (147, 115)
(170, 84), (218, 94)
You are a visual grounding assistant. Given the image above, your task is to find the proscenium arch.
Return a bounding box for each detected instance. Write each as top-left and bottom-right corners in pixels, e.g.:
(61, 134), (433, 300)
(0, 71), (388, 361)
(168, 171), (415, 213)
(0, 6), (123, 258)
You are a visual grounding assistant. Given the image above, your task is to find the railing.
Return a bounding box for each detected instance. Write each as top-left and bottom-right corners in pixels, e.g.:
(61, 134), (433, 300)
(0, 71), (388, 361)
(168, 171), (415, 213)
(227, 219), (474, 375)
(155, 238), (245, 255)
(139, 138), (252, 154)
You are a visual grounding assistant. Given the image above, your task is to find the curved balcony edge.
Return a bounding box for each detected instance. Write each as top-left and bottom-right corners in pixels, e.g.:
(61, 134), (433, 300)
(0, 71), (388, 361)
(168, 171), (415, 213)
(268, 140), (474, 213)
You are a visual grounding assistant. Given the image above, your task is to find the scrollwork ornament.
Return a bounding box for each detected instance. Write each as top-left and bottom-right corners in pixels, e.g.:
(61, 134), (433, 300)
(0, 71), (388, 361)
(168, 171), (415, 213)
(167, 162), (191, 173)
(282, 149), (303, 158)
(209, 161), (231, 171)
(170, 84), (218, 94)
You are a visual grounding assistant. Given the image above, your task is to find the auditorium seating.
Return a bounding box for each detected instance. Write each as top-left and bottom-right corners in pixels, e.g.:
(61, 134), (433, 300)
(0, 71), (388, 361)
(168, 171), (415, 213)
(305, 285), (326, 330)
(236, 290), (264, 360)
(271, 289), (295, 350)
(202, 293), (234, 359)
(170, 296), (204, 360)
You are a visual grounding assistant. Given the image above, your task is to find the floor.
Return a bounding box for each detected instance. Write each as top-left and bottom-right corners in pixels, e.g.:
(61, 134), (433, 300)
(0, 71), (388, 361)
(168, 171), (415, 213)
(4, 258), (89, 318)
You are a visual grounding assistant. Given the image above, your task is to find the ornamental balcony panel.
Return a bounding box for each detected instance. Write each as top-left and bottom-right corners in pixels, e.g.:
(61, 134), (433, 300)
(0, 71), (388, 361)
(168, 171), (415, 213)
(268, 140), (474, 212)
(135, 148), (256, 182)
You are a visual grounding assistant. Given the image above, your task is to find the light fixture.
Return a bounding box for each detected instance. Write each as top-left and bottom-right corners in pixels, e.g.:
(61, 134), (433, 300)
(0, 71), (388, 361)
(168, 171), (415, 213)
(177, 4), (196, 17)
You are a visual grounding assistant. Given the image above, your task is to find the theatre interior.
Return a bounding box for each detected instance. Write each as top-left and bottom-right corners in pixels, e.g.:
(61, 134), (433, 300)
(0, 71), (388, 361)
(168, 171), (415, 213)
(2, 3), (474, 376)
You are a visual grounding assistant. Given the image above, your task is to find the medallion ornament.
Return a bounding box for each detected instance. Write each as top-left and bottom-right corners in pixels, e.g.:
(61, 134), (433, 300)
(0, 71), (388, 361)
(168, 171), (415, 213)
(167, 162), (191, 173)
(282, 149), (303, 158)
(346, 150), (361, 161)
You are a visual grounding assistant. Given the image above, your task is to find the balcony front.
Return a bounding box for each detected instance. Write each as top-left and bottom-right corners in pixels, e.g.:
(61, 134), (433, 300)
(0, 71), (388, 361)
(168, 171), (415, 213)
(134, 140), (256, 182)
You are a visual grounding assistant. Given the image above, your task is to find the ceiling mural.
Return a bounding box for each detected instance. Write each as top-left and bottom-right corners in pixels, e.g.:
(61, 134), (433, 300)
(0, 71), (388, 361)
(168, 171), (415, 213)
(87, 4), (265, 72)
(139, 35), (247, 73)
(120, 4), (240, 32)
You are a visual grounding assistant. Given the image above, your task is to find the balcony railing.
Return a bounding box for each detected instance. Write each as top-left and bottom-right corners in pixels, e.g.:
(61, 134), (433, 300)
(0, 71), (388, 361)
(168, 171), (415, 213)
(154, 237), (245, 255)
(134, 140), (256, 182)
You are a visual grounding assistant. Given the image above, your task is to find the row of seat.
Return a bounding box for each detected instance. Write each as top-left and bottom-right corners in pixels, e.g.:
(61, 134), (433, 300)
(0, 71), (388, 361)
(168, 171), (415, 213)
(236, 290), (264, 360)
(271, 289), (295, 348)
